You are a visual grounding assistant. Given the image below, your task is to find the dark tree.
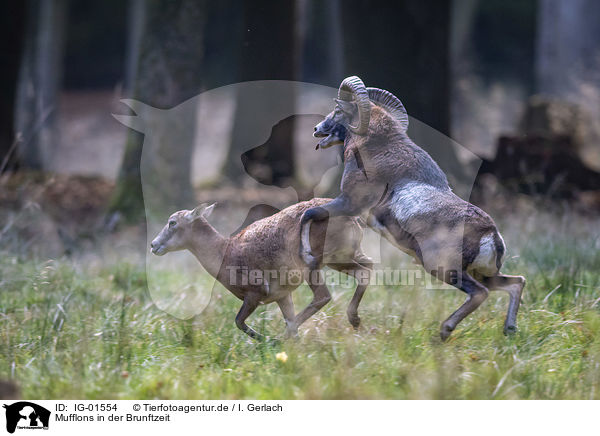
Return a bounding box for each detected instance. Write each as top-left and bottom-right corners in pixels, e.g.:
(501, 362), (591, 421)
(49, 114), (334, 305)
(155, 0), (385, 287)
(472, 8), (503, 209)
(13, 0), (67, 170)
(223, 0), (298, 187)
(341, 0), (467, 184)
(110, 0), (207, 222)
(0, 1), (27, 172)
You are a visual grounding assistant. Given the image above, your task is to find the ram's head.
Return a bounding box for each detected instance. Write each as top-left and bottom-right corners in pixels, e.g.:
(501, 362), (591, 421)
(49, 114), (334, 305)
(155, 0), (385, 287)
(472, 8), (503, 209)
(313, 75), (410, 149)
(314, 76), (370, 149)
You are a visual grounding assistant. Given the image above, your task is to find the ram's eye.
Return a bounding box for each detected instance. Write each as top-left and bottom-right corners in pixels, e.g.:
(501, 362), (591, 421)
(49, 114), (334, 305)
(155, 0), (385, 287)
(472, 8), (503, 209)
(168, 220), (176, 228)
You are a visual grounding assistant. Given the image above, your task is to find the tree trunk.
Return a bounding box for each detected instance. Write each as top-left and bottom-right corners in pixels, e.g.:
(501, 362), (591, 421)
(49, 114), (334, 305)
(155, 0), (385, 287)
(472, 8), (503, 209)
(536, 0), (600, 98)
(299, 0), (344, 86)
(536, 0), (600, 170)
(223, 0), (297, 186)
(110, 0), (206, 222)
(0, 1), (27, 173)
(14, 0), (67, 170)
(341, 0), (467, 185)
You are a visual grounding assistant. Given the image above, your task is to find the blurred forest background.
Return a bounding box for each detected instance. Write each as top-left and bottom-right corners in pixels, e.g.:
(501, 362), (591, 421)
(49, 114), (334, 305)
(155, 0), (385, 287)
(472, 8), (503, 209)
(2, 1), (600, 232)
(2, 0), (600, 400)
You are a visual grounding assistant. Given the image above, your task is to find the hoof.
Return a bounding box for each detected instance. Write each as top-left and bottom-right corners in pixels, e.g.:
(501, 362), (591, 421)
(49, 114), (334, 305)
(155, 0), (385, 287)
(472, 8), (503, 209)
(440, 324), (454, 342)
(284, 328), (299, 340)
(503, 325), (517, 335)
(266, 337), (282, 347)
(348, 314), (361, 330)
(307, 258), (320, 270)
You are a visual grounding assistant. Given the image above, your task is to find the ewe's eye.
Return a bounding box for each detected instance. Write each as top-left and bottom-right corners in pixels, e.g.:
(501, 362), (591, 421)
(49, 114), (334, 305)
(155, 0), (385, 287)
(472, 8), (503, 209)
(168, 220), (176, 228)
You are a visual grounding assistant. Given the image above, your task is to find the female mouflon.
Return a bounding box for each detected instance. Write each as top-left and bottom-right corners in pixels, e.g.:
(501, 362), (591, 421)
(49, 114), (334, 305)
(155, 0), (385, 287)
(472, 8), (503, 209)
(151, 199), (372, 341)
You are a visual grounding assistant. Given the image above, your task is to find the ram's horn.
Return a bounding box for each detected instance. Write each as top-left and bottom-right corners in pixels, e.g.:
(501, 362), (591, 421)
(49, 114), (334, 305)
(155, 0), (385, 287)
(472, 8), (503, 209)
(367, 87), (409, 131)
(338, 76), (371, 135)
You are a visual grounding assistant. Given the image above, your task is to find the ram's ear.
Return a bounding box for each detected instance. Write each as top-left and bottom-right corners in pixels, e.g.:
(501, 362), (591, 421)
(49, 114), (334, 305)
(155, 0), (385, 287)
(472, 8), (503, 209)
(334, 99), (356, 115)
(202, 203), (216, 218)
(189, 203), (208, 221)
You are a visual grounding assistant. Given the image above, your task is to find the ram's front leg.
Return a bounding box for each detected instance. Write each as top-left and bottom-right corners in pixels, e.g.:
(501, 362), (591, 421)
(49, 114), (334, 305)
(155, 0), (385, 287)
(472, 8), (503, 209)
(300, 195), (362, 269)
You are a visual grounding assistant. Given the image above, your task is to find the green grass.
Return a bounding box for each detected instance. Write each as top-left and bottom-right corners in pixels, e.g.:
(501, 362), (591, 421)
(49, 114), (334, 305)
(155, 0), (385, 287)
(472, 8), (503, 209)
(1, 208), (600, 399)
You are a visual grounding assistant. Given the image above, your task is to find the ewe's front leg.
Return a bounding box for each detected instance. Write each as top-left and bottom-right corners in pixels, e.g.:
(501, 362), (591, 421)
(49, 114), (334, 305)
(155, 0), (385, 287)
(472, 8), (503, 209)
(235, 295), (265, 341)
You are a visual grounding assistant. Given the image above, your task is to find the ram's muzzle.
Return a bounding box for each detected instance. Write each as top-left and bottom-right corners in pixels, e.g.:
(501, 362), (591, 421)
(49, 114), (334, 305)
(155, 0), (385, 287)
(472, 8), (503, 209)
(313, 119), (345, 149)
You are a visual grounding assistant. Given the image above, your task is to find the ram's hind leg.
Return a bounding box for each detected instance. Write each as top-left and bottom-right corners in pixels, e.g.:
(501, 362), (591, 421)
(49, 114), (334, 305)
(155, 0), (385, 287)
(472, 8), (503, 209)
(482, 274), (526, 335)
(440, 272), (489, 341)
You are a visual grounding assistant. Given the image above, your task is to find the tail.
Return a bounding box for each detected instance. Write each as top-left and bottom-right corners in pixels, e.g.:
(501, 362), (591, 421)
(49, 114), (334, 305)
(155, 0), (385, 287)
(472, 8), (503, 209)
(493, 232), (506, 271)
(301, 219), (317, 267)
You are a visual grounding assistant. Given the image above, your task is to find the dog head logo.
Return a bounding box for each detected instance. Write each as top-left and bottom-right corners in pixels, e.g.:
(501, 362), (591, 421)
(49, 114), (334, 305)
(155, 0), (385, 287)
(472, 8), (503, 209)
(113, 80), (482, 319)
(113, 81), (346, 319)
(3, 402), (50, 433)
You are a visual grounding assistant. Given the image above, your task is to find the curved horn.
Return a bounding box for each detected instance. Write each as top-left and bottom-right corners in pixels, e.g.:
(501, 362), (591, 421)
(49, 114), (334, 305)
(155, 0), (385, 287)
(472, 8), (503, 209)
(338, 76), (371, 135)
(367, 87), (409, 131)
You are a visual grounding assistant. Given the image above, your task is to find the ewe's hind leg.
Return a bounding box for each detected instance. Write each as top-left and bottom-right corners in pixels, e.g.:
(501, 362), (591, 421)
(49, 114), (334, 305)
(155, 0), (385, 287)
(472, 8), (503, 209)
(276, 294), (298, 338)
(287, 269), (332, 332)
(328, 259), (372, 329)
(440, 272), (489, 341)
(481, 274), (526, 335)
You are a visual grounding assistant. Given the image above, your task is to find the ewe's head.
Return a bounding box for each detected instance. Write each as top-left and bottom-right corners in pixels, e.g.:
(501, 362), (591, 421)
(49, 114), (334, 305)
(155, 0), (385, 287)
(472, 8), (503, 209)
(314, 76), (409, 149)
(150, 203), (215, 256)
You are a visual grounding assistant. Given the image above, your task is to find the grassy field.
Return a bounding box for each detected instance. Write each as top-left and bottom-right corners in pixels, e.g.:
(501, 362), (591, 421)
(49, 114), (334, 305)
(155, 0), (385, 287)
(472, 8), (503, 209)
(1, 202), (600, 400)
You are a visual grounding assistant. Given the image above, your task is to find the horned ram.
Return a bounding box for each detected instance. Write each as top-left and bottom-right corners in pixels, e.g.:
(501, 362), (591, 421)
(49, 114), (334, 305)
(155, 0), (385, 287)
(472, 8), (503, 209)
(301, 76), (525, 341)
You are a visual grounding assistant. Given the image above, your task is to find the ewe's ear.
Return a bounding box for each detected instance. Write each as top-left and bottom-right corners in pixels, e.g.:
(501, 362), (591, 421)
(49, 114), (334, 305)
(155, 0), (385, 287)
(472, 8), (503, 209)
(202, 203), (216, 218)
(189, 203), (208, 221)
(188, 203), (216, 221)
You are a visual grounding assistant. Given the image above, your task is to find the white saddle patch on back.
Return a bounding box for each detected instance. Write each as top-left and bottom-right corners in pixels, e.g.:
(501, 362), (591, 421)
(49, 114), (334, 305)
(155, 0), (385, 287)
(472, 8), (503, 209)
(391, 182), (443, 223)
